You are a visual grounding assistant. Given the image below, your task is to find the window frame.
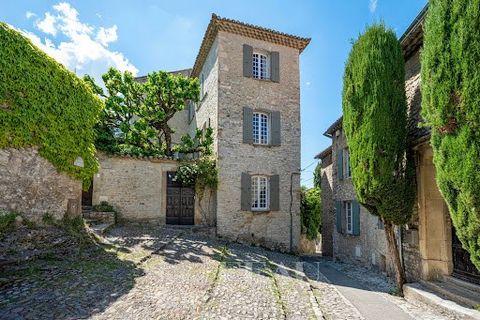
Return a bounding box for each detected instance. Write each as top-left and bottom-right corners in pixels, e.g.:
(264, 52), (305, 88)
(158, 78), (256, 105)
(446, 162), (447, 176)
(252, 111), (270, 145)
(251, 175), (270, 211)
(345, 201), (353, 234)
(343, 148), (351, 178)
(252, 51), (270, 80)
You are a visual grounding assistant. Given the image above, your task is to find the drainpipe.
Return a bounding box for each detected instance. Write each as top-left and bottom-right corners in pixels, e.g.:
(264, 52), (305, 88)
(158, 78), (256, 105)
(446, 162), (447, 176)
(289, 171), (301, 252)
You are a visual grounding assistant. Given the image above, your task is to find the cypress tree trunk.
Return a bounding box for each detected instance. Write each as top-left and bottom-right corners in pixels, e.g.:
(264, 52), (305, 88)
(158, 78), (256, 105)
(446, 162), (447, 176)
(384, 221), (406, 292)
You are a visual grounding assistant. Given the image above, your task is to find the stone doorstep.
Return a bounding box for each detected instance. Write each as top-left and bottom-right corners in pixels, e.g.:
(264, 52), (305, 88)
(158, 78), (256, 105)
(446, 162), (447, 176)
(403, 282), (480, 320)
(420, 278), (480, 308)
(82, 211), (115, 224)
(443, 275), (480, 294)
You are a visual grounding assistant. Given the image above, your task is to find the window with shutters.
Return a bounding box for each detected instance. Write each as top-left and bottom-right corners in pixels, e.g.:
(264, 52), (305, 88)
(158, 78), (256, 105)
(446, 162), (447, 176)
(345, 201), (353, 234)
(200, 73), (205, 99)
(251, 175), (269, 210)
(252, 52), (270, 80)
(343, 148), (351, 178)
(253, 112), (270, 145)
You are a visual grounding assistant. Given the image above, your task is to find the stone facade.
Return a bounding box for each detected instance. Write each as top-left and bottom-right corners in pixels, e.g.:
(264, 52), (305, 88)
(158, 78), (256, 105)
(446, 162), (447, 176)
(0, 147), (81, 221)
(319, 149), (333, 256)
(329, 128), (394, 274)
(214, 31), (302, 252)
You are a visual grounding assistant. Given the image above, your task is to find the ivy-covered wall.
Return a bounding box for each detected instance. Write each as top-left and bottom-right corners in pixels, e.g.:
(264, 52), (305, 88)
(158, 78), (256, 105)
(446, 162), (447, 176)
(0, 22), (102, 183)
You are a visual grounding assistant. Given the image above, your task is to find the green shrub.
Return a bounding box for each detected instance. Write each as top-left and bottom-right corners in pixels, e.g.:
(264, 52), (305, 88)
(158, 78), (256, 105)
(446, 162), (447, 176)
(0, 22), (102, 185)
(421, 0), (480, 270)
(92, 201), (115, 212)
(300, 187), (321, 240)
(0, 211), (17, 234)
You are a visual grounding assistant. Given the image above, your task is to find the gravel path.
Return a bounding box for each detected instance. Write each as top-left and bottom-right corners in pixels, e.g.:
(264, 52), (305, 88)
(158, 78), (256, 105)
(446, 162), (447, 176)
(1, 225), (465, 320)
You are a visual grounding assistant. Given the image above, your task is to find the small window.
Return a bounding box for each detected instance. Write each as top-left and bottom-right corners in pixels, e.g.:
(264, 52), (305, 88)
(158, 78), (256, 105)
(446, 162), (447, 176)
(188, 101), (195, 123)
(251, 175), (269, 210)
(343, 148), (351, 178)
(345, 201), (353, 234)
(252, 52), (270, 80)
(253, 112), (269, 145)
(200, 73), (205, 99)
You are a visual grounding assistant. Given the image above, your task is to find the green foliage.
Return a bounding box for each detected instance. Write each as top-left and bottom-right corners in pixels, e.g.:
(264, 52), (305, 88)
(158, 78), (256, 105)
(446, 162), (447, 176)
(175, 156), (218, 193)
(92, 201), (115, 212)
(0, 23), (102, 184)
(313, 162), (322, 189)
(421, 0), (480, 270)
(174, 127), (214, 156)
(300, 187), (321, 240)
(342, 24), (415, 225)
(86, 68), (200, 156)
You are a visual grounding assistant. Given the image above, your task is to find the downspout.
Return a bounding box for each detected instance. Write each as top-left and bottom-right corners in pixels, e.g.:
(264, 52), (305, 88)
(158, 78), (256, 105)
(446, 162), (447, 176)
(289, 171), (301, 252)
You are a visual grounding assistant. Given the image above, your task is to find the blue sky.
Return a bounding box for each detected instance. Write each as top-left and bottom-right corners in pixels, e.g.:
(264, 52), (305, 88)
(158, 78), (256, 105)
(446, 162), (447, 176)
(0, 0), (427, 187)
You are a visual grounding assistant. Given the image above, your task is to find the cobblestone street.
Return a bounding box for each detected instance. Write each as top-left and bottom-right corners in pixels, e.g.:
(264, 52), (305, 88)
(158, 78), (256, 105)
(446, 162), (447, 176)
(0, 225), (464, 319)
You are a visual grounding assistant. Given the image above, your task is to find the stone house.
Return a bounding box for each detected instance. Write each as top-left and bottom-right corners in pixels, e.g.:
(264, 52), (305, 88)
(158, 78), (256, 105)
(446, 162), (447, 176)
(317, 6), (480, 286)
(93, 14), (310, 252)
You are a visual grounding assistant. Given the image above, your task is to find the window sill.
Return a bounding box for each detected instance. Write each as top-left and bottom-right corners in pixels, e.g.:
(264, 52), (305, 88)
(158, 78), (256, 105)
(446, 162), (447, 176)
(251, 143), (279, 148)
(251, 209), (270, 213)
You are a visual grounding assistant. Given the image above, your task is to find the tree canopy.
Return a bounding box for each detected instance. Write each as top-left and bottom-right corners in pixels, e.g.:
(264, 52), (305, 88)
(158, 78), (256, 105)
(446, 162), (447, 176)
(300, 186), (321, 241)
(421, 0), (480, 270)
(342, 24), (415, 289)
(85, 68), (200, 157)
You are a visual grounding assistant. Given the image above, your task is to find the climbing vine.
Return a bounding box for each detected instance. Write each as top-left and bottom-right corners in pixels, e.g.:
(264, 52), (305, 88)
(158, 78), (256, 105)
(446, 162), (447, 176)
(0, 22), (102, 184)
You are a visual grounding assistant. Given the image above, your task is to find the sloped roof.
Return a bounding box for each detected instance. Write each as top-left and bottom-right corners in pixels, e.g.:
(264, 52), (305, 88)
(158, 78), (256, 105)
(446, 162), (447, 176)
(314, 146), (332, 160)
(191, 14), (311, 77)
(135, 68), (192, 83)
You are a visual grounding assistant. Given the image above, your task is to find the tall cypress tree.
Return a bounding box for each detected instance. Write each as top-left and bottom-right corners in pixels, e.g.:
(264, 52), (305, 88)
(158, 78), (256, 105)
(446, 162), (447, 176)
(342, 24), (415, 290)
(421, 0), (480, 270)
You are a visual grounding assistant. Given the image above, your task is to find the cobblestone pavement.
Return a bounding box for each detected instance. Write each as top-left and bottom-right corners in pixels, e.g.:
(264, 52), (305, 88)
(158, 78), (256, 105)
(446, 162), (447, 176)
(0, 225), (466, 319)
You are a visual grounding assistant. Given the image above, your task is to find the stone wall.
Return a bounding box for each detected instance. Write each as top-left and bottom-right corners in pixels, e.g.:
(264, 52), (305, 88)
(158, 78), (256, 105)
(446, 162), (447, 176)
(215, 31), (302, 252)
(320, 153), (333, 256)
(0, 147), (81, 221)
(331, 129), (394, 274)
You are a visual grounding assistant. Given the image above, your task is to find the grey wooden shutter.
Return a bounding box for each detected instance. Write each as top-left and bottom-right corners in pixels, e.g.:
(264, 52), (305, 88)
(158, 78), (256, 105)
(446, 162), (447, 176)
(269, 175), (280, 211)
(352, 200), (361, 236)
(243, 107), (253, 144)
(241, 172), (252, 210)
(270, 111), (281, 146)
(335, 201), (342, 233)
(337, 150), (343, 180)
(243, 44), (253, 78)
(270, 51), (280, 82)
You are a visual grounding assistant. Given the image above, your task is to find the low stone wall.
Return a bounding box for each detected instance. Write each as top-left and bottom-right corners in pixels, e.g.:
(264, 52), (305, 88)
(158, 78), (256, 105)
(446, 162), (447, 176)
(93, 154), (207, 224)
(0, 147), (82, 221)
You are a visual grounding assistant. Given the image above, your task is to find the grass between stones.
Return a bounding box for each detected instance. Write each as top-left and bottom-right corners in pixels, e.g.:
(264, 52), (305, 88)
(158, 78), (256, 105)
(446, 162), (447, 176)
(264, 258), (288, 319)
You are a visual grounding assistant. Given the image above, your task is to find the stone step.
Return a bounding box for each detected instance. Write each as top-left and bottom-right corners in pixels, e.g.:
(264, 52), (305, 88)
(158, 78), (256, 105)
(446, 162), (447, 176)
(443, 275), (480, 294)
(88, 222), (113, 235)
(421, 279), (480, 309)
(403, 282), (480, 320)
(82, 211), (115, 224)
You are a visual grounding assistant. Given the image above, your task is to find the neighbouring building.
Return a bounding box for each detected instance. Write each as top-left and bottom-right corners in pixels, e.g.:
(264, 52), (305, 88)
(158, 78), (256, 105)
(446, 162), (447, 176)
(93, 14), (310, 252)
(317, 6), (480, 285)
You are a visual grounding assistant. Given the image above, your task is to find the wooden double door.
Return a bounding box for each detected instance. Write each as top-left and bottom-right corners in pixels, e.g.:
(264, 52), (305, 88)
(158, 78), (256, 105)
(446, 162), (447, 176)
(166, 172), (195, 225)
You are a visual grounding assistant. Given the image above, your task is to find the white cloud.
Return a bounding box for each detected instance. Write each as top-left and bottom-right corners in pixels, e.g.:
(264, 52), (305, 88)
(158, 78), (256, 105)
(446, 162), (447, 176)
(22, 2), (137, 83)
(36, 12), (57, 36)
(369, 0), (378, 13)
(26, 11), (36, 19)
(96, 25), (118, 46)
(306, 81), (311, 86)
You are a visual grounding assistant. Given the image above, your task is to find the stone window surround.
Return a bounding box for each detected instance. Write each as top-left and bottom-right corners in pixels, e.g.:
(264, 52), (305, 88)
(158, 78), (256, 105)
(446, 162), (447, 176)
(252, 49), (270, 80)
(345, 201), (353, 234)
(253, 111), (270, 145)
(251, 175), (270, 211)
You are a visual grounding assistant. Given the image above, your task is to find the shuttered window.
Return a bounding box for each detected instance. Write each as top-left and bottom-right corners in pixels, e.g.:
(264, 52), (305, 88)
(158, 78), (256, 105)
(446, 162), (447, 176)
(243, 44), (279, 82)
(241, 173), (279, 212)
(243, 107), (280, 146)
